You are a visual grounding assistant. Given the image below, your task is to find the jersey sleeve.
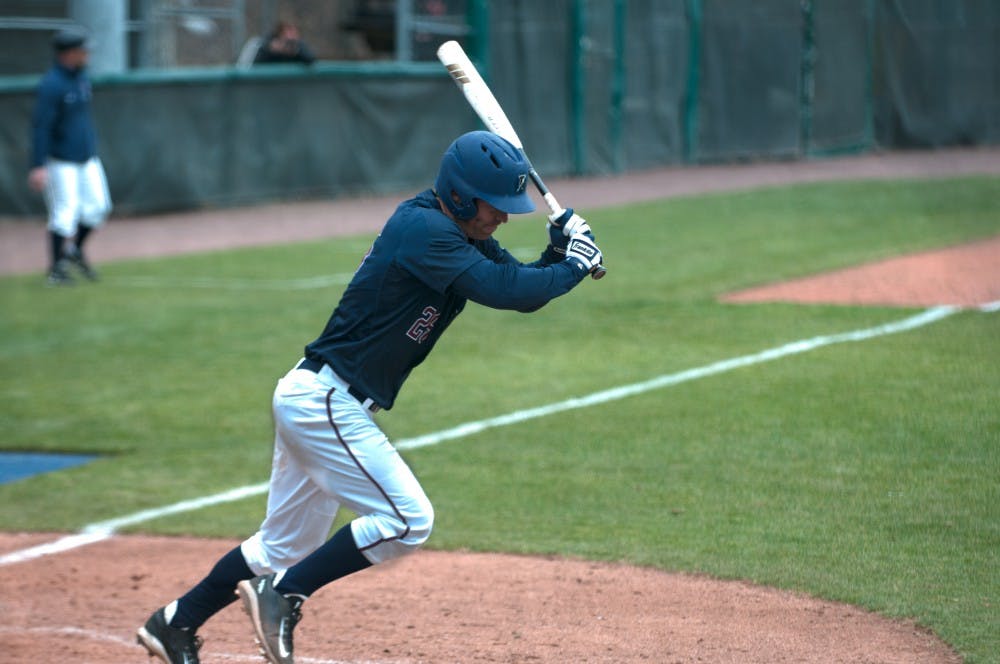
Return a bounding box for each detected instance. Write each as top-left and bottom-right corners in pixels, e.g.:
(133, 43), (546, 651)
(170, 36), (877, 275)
(396, 210), (484, 293)
(473, 237), (521, 266)
(476, 236), (565, 269)
(451, 258), (585, 312)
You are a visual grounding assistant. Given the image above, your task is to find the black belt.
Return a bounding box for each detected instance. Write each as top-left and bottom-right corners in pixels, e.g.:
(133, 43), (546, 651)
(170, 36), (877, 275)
(298, 357), (381, 412)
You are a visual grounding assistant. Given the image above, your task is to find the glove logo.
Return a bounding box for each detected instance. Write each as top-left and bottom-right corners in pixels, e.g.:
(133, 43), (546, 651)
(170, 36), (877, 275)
(568, 240), (597, 259)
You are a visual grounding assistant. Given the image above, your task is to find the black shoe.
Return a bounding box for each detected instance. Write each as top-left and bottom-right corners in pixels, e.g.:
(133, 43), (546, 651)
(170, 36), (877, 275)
(237, 574), (303, 664)
(46, 260), (75, 287)
(136, 607), (203, 664)
(63, 245), (99, 281)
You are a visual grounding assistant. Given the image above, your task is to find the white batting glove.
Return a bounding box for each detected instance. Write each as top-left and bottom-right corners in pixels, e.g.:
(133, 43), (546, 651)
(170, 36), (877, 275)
(548, 207), (592, 238)
(564, 232), (603, 275)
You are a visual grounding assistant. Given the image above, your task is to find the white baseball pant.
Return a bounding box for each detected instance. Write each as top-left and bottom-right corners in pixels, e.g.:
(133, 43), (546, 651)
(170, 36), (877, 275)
(240, 360), (434, 574)
(43, 157), (112, 237)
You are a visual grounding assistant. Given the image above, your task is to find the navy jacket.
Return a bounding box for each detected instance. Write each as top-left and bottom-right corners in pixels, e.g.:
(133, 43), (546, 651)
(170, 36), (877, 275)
(31, 62), (98, 168)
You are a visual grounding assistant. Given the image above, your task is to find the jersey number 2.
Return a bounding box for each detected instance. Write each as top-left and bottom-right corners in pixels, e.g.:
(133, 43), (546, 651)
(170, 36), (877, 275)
(406, 306), (441, 344)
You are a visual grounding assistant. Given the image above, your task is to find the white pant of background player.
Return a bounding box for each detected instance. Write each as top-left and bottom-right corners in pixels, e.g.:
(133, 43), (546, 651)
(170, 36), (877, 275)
(241, 361), (434, 573)
(43, 157), (112, 236)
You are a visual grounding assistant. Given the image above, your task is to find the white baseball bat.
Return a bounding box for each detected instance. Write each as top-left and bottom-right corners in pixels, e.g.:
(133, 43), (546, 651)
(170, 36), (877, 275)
(436, 40), (606, 280)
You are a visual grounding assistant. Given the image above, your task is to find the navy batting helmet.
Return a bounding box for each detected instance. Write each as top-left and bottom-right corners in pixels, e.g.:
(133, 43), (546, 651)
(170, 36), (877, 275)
(434, 131), (535, 221)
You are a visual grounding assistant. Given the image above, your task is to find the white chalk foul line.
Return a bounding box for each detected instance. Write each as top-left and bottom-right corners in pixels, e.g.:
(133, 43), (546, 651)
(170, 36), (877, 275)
(108, 273), (354, 290)
(0, 304), (975, 566)
(396, 305), (960, 450)
(0, 625), (138, 650)
(0, 484), (270, 566)
(0, 531), (112, 565)
(80, 483), (270, 535)
(0, 626), (390, 663)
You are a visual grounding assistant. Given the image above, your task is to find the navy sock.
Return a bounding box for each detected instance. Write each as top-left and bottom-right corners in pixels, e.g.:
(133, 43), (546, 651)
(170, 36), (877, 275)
(49, 231), (65, 269)
(170, 545), (254, 629)
(75, 225), (93, 250)
(275, 524), (372, 597)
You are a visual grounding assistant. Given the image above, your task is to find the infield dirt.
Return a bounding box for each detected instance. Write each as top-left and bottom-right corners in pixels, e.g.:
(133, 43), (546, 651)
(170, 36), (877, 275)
(0, 534), (964, 663)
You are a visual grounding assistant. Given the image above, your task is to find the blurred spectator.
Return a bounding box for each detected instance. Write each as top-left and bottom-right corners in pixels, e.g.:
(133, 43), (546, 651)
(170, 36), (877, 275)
(253, 21), (316, 65)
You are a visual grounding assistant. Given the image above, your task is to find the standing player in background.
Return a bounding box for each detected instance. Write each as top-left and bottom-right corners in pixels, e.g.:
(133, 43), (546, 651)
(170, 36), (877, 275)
(136, 130), (603, 664)
(28, 27), (112, 286)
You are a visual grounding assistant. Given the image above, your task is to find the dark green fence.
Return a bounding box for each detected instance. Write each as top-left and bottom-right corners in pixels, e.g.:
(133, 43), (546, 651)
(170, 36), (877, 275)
(0, 62), (472, 216)
(1, 0), (996, 217)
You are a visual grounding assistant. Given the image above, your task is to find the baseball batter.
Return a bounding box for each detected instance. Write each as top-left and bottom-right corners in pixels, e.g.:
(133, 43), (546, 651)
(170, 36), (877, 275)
(29, 27), (111, 285)
(137, 131), (602, 664)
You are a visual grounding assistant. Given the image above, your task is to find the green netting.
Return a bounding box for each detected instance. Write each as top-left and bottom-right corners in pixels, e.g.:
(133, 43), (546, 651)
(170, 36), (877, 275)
(488, 0), (574, 177)
(810, 0), (874, 154)
(621, 0), (689, 170)
(0, 64), (465, 217)
(1, 1), (996, 217)
(874, 0), (999, 147)
(696, 0), (803, 161)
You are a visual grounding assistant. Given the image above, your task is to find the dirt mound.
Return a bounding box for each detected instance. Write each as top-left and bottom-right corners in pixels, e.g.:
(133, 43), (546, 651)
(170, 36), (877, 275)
(723, 236), (1000, 309)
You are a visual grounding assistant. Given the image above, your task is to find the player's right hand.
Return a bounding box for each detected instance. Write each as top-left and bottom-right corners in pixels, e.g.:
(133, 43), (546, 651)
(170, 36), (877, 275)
(27, 167), (48, 193)
(564, 232), (603, 275)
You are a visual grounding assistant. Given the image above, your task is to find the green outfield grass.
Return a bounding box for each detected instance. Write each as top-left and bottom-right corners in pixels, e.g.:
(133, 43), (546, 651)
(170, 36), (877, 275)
(1, 176), (998, 661)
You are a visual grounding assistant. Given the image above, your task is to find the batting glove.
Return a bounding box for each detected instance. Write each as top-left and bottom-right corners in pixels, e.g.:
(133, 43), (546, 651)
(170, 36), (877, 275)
(548, 207), (592, 237)
(547, 222), (569, 255)
(564, 232), (603, 275)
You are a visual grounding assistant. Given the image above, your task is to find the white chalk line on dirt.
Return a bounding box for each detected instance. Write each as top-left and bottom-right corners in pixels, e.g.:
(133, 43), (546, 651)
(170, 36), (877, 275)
(3, 302), (995, 569)
(0, 626), (392, 663)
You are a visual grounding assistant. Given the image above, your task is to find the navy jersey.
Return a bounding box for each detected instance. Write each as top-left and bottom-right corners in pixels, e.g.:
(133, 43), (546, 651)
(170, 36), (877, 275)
(31, 63), (98, 168)
(305, 189), (584, 410)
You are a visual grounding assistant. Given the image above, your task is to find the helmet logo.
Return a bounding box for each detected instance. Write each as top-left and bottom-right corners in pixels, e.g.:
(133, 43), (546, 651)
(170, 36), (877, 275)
(517, 173), (527, 193)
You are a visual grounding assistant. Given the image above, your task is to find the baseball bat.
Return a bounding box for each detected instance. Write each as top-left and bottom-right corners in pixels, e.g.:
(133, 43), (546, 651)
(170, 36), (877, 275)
(436, 40), (606, 280)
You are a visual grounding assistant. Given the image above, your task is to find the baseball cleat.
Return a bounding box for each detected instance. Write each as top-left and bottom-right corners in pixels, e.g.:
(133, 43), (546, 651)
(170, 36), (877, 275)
(136, 607), (203, 664)
(63, 246), (99, 281)
(46, 260), (74, 287)
(237, 574), (303, 664)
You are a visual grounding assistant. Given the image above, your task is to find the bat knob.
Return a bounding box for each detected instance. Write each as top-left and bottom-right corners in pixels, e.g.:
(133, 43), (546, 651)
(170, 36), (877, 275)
(590, 265), (607, 280)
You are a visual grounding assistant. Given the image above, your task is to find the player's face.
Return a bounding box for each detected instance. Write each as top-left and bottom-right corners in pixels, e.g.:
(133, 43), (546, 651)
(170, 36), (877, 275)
(61, 47), (89, 69)
(461, 199), (508, 240)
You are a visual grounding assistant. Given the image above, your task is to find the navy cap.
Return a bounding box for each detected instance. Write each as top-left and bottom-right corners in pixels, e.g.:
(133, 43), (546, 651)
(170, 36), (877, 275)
(52, 28), (90, 52)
